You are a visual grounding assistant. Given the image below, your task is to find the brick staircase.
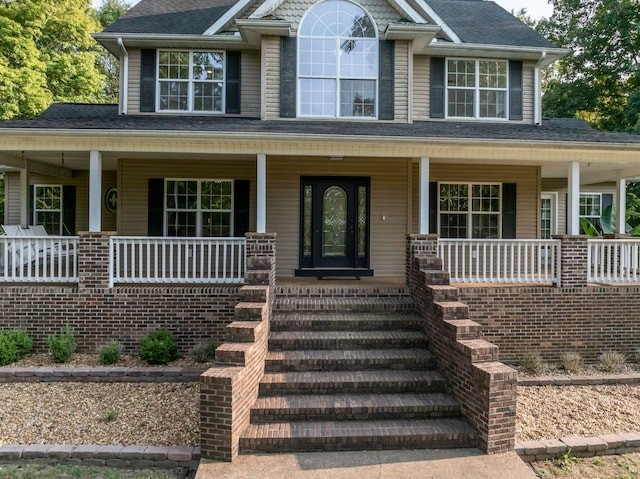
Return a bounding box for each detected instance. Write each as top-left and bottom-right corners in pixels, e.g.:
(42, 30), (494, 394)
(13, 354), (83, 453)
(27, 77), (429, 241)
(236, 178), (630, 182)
(238, 283), (477, 454)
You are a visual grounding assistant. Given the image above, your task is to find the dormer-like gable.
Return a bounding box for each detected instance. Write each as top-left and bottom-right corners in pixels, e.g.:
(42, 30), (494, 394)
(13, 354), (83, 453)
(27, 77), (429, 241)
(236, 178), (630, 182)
(94, 0), (566, 123)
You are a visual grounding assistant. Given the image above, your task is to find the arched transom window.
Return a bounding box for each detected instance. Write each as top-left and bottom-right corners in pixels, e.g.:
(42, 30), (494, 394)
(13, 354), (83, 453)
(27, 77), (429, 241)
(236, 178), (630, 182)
(298, 0), (378, 118)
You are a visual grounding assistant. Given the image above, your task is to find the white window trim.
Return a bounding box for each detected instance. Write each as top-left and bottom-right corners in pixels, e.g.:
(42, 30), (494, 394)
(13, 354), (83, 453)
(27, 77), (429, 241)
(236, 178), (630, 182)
(164, 179), (234, 237)
(579, 192), (603, 221)
(33, 184), (63, 235)
(540, 192), (558, 238)
(156, 49), (226, 114)
(437, 182), (502, 239)
(445, 57), (510, 121)
(297, 0), (379, 120)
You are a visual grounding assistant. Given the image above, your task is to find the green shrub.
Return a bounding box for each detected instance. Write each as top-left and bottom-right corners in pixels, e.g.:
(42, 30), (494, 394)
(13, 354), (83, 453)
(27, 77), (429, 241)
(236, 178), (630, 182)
(99, 340), (122, 365)
(5, 330), (33, 360)
(599, 351), (626, 373)
(189, 340), (218, 363)
(560, 352), (583, 374)
(140, 328), (179, 365)
(102, 405), (119, 423)
(520, 352), (546, 375)
(48, 325), (77, 363)
(0, 334), (18, 366)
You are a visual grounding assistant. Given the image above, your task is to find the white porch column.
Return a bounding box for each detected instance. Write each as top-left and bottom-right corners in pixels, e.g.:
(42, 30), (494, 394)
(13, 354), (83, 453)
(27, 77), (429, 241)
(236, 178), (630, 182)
(257, 153), (266, 234)
(89, 151), (102, 232)
(419, 157), (430, 234)
(617, 177), (627, 234)
(19, 167), (29, 227)
(567, 161), (580, 235)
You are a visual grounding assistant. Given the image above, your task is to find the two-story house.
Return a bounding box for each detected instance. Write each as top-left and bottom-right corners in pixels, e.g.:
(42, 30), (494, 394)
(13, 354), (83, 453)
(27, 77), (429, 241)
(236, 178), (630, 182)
(2, 0), (640, 462)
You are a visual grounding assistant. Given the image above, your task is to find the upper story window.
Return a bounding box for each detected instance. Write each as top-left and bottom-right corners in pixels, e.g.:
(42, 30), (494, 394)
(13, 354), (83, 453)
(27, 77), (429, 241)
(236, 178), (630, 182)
(298, 0), (378, 118)
(158, 50), (225, 113)
(447, 59), (508, 119)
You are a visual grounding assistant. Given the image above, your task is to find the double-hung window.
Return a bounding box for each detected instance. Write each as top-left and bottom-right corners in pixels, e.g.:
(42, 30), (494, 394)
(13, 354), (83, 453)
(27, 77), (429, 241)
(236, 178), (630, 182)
(165, 179), (233, 237)
(447, 59), (508, 119)
(439, 183), (501, 238)
(298, 0), (378, 118)
(33, 185), (63, 235)
(579, 193), (602, 231)
(158, 50), (225, 113)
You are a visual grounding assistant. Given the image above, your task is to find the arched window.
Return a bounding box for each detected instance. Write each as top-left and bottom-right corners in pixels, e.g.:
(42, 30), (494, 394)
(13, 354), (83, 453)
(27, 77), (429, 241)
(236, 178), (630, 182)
(298, 0), (378, 118)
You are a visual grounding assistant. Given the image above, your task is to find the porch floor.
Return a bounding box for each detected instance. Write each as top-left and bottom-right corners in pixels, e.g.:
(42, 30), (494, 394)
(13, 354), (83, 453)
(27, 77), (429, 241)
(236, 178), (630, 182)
(276, 276), (406, 288)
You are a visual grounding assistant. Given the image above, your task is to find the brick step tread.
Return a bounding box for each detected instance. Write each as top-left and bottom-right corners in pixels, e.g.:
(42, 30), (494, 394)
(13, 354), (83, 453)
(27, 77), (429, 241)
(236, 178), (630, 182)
(259, 370), (445, 395)
(274, 286), (410, 298)
(250, 393), (461, 421)
(269, 331), (427, 351)
(239, 418), (476, 453)
(270, 312), (423, 331)
(273, 297), (415, 313)
(265, 349), (435, 372)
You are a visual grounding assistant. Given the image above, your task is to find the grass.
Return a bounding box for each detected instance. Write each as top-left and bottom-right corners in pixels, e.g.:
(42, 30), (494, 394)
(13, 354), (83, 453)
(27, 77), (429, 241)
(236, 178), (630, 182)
(0, 464), (180, 479)
(531, 452), (640, 478)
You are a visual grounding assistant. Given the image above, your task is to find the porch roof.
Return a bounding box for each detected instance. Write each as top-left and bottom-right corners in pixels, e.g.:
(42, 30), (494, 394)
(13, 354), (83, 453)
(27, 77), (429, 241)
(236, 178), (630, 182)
(2, 103), (640, 146)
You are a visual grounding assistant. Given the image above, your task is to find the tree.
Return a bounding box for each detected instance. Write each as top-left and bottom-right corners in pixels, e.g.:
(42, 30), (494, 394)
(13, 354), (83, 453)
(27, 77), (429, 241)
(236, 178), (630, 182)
(95, 0), (131, 102)
(0, 0), (108, 119)
(537, 0), (640, 132)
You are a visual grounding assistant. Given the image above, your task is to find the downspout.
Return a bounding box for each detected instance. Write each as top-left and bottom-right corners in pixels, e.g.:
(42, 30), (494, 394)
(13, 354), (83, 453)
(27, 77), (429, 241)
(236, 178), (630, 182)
(117, 37), (129, 115)
(534, 51), (547, 125)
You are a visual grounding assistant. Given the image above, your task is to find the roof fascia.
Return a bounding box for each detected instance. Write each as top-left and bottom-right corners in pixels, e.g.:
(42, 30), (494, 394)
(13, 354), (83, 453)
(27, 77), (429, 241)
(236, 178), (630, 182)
(384, 0), (427, 24)
(94, 33), (248, 53)
(236, 19), (292, 45)
(249, 0), (287, 19)
(384, 23), (440, 45)
(412, 0), (461, 43)
(203, 0), (255, 35)
(426, 42), (569, 67)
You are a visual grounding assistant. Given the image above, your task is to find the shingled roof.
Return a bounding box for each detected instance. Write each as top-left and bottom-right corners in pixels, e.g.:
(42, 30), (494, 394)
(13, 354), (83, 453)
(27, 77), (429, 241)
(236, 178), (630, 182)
(3, 104), (639, 145)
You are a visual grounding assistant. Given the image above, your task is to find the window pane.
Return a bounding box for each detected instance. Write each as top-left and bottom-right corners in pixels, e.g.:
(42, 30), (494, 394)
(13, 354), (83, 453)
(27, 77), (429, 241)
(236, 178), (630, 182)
(192, 52), (224, 80)
(339, 39), (377, 78)
(167, 211), (196, 237)
(299, 39), (336, 77)
(479, 60), (507, 88)
(300, 0), (376, 38)
(303, 185), (312, 257)
(202, 212), (231, 237)
(193, 82), (223, 112)
(300, 79), (336, 116)
(472, 214), (499, 238)
(479, 90), (506, 118)
(440, 184), (468, 212)
(322, 186), (347, 257)
(447, 60), (475, 87)
(358, 185), (366, 257)
(166, 180), (197, 209)
(448, 89), (474, 117)
(159, 81), (188, 110)
(340, 79), (375, 117)
(440, 213), (467, 238)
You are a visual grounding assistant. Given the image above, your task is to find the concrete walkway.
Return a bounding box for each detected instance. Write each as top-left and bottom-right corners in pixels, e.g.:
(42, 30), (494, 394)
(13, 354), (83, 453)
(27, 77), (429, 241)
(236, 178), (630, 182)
(195, 449), (537, 479)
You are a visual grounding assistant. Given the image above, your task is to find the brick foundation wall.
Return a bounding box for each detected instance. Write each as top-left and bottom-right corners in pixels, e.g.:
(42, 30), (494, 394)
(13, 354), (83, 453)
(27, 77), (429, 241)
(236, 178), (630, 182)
(459, 284), (640, 362)
(199, 233), (276, 462)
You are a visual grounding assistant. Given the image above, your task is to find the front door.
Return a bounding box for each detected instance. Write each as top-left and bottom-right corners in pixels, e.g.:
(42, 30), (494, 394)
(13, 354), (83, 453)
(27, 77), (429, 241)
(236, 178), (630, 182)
(298, 177), (371, 275)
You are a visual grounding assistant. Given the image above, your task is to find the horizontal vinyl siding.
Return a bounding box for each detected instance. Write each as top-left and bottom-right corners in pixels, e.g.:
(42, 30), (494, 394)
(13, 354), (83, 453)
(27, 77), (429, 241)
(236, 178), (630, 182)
(127, 48), (141, 115)
(118, 159), (257, 236)
(5, 172), (20, 225)
(413, 55), (429, 121)
(263, 36), (280, 120)
(241, 50), (261, 118)
(522, 61), (535, 124)
(394, 41), (409, 122)
(412, 163), (540, 239)
(267, 157), (409, 277)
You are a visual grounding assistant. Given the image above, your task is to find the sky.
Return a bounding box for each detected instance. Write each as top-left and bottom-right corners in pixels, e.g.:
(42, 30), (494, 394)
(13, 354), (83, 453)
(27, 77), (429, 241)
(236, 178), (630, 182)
(92, 0), (554, 20)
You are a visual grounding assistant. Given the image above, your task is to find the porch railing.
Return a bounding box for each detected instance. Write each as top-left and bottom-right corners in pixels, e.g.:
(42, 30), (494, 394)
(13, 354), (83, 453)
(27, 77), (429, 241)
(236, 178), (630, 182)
(0, 236), (78, 282)
(109, 236), (246, 286)
(588, 239), (640, 283)
(439, 239), (561, 285)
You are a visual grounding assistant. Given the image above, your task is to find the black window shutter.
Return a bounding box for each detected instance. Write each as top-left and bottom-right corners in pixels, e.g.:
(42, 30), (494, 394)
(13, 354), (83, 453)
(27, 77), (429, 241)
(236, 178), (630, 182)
(226, 51), (241, 114)
(233, 179), (250, 237)
(280, 37), (297, 118)
(62, 185), (76, 236)
(148, 179), (164, 236)
(378, 40), (395, 120)
(430, 57), (445, 118)
(29, 185), (34, 226)
(429, 181), (438, 235)
(140, 49), (157, 113)
(502, 183), (517, 239)
(509, 60), (523, 121)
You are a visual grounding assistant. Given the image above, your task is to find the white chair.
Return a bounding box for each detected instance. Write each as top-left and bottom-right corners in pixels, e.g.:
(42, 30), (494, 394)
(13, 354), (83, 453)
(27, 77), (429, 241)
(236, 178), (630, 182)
(2, 225), (25, 237)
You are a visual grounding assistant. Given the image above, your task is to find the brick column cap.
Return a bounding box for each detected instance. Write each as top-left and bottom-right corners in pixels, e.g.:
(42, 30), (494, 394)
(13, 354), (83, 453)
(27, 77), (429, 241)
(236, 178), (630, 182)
(552, 234), (589, 240)
(245, 232), (277, 240)
(408, 234), (439, 241)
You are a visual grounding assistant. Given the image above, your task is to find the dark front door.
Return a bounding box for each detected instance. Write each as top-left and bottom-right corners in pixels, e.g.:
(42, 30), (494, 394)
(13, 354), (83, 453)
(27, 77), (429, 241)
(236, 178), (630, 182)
(298, 177), (371, 275)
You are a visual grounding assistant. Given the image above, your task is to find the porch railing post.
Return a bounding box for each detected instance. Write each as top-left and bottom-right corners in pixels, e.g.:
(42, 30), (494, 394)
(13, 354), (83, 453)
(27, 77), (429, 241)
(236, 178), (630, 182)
(78, 231), (116, 290)
(554, 235), (588, 288)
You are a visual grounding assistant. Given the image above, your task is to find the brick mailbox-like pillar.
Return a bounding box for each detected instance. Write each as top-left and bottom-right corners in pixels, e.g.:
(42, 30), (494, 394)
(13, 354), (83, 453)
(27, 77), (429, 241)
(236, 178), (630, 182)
(200, 233), (276, 462)
(554, 235), (589, 288)
(77, 231), (116, 290)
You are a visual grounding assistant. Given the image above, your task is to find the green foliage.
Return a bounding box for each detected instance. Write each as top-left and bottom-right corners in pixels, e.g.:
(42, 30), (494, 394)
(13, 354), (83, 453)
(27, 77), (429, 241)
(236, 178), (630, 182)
(99, 340), (122, 365)
(140, 329), (179, 365)
(47, 325), (77, 363)
(0, 330), (33, 365)
(96, 0), (131, 29)
(0, 464), (177, 479)
(580, 204), (640, 237)
(537, 0), (640, 133)
(0, 0), (116, 119)
(102, 404), (119, 423)
(189, 340), (218, 363)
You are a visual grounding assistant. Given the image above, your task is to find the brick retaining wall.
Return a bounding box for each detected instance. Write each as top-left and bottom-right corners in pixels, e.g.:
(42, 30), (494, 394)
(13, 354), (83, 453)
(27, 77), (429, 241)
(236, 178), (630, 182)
(458, 285), (640, 362)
